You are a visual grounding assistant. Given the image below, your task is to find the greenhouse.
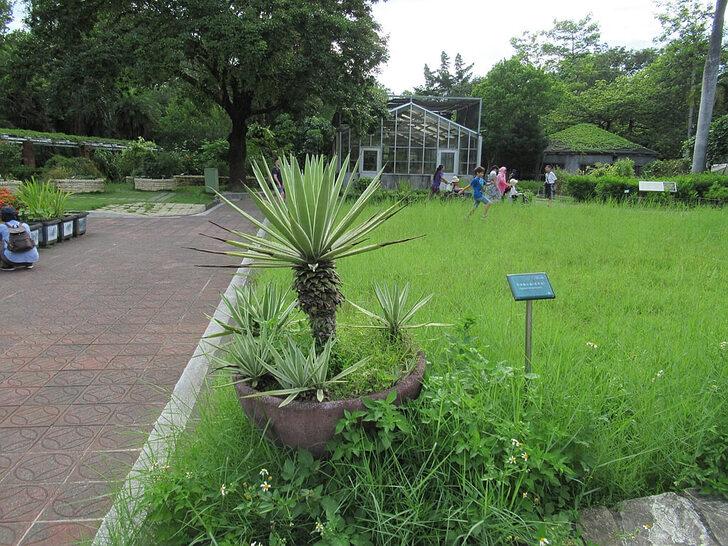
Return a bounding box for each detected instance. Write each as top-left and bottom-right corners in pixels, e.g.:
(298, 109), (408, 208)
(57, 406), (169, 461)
(336, 96), (483, 188)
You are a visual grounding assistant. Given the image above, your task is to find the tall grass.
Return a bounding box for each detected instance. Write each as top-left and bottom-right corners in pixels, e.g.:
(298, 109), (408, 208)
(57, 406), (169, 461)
(113, 199), (728, 545)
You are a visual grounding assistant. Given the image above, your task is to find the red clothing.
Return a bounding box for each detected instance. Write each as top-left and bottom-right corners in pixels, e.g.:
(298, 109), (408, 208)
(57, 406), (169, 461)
(496, 169), (508, 194)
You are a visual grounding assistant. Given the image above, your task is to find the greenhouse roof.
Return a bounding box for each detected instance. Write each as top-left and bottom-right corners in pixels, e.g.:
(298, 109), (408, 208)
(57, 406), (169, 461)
(546, 124), (657, 155)
(388, 95), (481, 133)
(0, 127), (131, 150)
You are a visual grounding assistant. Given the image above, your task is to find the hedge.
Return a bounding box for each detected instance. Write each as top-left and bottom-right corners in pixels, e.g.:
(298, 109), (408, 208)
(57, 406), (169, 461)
(560, 173), (728, 204)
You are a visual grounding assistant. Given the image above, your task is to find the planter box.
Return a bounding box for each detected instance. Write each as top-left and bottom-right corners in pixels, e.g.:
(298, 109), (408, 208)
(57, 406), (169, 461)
(0, 179), (22, 193)
(40, 219), (61, 247)
(28, 222), (42, 247)
(53, 178), (106, 194)
(59, 215), (76, 241)
(134, 178), (177, 191)
(73, 212), (89, 236)
(235, 352), (426, 458)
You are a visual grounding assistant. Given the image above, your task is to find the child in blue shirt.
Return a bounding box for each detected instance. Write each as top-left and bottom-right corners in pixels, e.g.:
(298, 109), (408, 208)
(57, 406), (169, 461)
(467, 167), (492, 219)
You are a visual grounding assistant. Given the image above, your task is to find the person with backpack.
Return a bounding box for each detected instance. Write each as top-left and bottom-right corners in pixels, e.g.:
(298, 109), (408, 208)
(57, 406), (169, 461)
(0, 206), (39, 271)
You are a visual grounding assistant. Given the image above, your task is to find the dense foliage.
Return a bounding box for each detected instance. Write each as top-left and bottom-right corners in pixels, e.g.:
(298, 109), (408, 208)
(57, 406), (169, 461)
(547, 123), (653, 153)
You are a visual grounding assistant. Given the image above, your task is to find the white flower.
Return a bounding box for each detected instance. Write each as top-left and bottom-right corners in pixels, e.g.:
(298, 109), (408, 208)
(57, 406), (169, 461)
(185, 472), (192, 479)
(511, 438), (521, 447)
(652, 369), (665, 382)
(507, 455), (517, 464)
(220, 483), (227, 497)
(521, 452), (529, 461)
(539, 538), (551, 546)
(586, 341), (598, 349)
(720, 341), (728, 351)
(260, 481), (271, 492)
(314, 520), (325, 534)
(259, 468), (269, 477)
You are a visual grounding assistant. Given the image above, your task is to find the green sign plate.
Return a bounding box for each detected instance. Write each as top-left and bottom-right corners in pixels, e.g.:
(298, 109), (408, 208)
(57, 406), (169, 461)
(507, 273), (555, 301)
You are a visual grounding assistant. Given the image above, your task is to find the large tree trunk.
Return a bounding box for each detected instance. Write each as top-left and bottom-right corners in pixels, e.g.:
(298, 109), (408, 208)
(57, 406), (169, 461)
(227, 114), (249, 191)
(692, 0), (728, 173)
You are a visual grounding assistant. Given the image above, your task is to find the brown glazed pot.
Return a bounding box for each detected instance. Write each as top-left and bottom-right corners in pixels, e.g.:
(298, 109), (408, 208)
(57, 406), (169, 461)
(235, 351), (426, 458)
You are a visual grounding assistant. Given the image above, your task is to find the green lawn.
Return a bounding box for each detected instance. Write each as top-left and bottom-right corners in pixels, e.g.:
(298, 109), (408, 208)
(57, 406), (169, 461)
(65, 182), (214, 210)
(113, 199), (728, 545)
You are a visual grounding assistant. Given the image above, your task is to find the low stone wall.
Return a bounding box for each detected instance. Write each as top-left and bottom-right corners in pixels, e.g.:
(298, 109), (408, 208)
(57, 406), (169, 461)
(174, 175), (204, 186)
(53, 178), (106, 194)
(134, 178), (178, 191)
(0, 179), (22, 193)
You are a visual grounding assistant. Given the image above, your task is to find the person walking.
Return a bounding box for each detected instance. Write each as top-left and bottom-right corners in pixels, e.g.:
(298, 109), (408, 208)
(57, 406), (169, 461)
(496, 166), (509, 197)
(544, 165), (557, 206)
(431, 165), (445, 196)
(271, 159), (284, 198)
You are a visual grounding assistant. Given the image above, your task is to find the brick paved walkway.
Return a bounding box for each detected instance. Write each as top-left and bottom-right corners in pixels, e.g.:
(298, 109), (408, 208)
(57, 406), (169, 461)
(0, 200), (257, 545)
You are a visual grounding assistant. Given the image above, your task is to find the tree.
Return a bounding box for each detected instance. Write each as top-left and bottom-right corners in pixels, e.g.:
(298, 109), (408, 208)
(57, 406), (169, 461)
(0, 0), (12, 35)
(415, 51), (474, 96)
(511, 13), (602, 71)
(473, 58), (562, 175)
(692, 0), (728, 171)
(116, 0), (386, 189)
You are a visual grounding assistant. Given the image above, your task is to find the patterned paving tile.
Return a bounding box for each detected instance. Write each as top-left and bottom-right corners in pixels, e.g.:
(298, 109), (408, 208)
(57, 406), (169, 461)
(40, 482), (115, 521)
(19, 520), (100, 546)
(0, 428), (47, 453)
(0, 485), (55, 522)
(2, 453), (79, 485)
(34, 426), (101, 453)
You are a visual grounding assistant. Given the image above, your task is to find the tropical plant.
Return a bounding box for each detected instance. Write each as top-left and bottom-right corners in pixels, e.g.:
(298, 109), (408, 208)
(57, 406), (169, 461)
(15, 179), (69, 220)
(209, 283), (298, 339)
(349, 283), (447, 340)
(210, 330), (271, 388)
(246, 338), (369, 407)
(203, 155), (418, 346)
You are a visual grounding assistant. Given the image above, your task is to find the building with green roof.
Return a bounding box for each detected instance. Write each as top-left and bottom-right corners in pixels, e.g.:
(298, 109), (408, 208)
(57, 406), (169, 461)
(543, 124), (658, 173)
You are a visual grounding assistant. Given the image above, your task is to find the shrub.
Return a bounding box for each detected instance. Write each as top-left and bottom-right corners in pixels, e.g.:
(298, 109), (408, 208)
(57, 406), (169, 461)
(347, 175), (373, 198)
(115, 138), (158, 177)
(562, 176), (598, 201)
(595, 176), (638, 201)
(0, 142), (20, 177)
(42, 155), (103, 180)
(140, 150), (184, 178)
(0, 187), (17, 208)
(92, 150), (121, 182)
(642, 158), (691, 177)
(705, 182), (728, 203)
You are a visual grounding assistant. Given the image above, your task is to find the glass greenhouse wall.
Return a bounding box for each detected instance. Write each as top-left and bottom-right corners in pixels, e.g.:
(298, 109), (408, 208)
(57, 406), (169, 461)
(336, 97), (483, 189)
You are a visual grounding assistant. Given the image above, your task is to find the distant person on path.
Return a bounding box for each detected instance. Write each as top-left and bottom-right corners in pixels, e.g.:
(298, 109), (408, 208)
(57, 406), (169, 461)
(544, 165), (557, 206)
(271, 159), (284, 198)
(431, 165), (446, 196)
(467, 167), (492, 219)
(0, 206), (39, 271)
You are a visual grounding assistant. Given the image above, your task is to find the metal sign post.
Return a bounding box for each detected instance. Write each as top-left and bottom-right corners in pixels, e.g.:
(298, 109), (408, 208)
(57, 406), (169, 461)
(507, 273), (555, 377)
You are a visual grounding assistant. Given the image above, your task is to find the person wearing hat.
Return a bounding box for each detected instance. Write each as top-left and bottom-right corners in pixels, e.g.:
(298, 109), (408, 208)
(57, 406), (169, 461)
(0, 206), (39, 271)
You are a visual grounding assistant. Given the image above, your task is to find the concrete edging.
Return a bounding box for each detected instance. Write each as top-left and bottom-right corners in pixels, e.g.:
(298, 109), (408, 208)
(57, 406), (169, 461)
(92, 223), (266, 545)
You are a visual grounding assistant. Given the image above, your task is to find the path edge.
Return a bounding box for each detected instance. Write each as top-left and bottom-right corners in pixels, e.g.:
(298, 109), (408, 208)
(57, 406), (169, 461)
(91, 223), (265, 545)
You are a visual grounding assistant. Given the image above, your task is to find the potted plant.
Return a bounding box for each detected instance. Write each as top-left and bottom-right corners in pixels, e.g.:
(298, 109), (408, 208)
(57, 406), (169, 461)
(200, 155), (434, 456)
(72, 211), (89, 237)
(15, 179), (69, 247)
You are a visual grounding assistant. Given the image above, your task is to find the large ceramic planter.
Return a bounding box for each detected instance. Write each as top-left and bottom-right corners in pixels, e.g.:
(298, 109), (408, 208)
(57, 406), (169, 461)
(73, 212), (89, 236)
(40, 219), (61, 247)
(235, 352), (426, 457)
(59, 215), (76, 241)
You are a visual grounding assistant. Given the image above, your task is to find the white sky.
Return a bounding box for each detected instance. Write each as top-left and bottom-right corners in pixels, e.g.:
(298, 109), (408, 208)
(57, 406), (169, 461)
(10, 1), (666, 93)
(372, 0), (665, 92)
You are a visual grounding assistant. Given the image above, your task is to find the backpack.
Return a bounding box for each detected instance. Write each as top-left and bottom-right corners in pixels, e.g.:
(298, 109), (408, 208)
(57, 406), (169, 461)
(6, 224), (35, 252)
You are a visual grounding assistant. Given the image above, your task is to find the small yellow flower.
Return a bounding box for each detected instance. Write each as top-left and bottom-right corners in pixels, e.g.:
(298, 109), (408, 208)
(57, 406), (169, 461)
(220, 483), (227, 497)
(260, 480), (271, 492)
(521, 452), (529, 461)
(539, 538), (551, 546)
(507, 455), (517, 464)
(259, 468), (269, 477)
(314, 520), (325, 534)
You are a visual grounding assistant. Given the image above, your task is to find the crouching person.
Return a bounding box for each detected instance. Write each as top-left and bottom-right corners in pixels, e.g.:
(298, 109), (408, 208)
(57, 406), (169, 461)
(0, 206), (39, 271)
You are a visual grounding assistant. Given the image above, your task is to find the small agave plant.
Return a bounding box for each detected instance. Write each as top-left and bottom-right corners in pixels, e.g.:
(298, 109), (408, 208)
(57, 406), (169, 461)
(201, 155), (418, 347)
(350, 282), (448, 340)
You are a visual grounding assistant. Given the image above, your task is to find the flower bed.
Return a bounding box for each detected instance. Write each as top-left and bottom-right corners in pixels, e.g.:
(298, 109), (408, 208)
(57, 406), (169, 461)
(0, 179), (23, 193)
(134, 177), (177, 191)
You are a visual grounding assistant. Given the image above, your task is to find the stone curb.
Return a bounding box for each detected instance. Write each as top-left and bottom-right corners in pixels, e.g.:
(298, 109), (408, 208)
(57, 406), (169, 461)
(91, 223), (265, 545)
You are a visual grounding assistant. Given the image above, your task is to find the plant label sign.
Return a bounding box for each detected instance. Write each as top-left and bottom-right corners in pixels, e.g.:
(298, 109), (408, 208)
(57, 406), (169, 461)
(507, 273), (555, 302)
(639, 181), (677, 193)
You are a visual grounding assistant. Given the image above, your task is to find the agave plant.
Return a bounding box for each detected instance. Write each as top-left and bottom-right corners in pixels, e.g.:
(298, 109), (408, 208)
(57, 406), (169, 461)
(349, 283), (448, 340)
(209, 283), (298, 339)
(245, 338), (368, 407)
(199, 155), (418, 346)
(210, 329), (271, 388)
